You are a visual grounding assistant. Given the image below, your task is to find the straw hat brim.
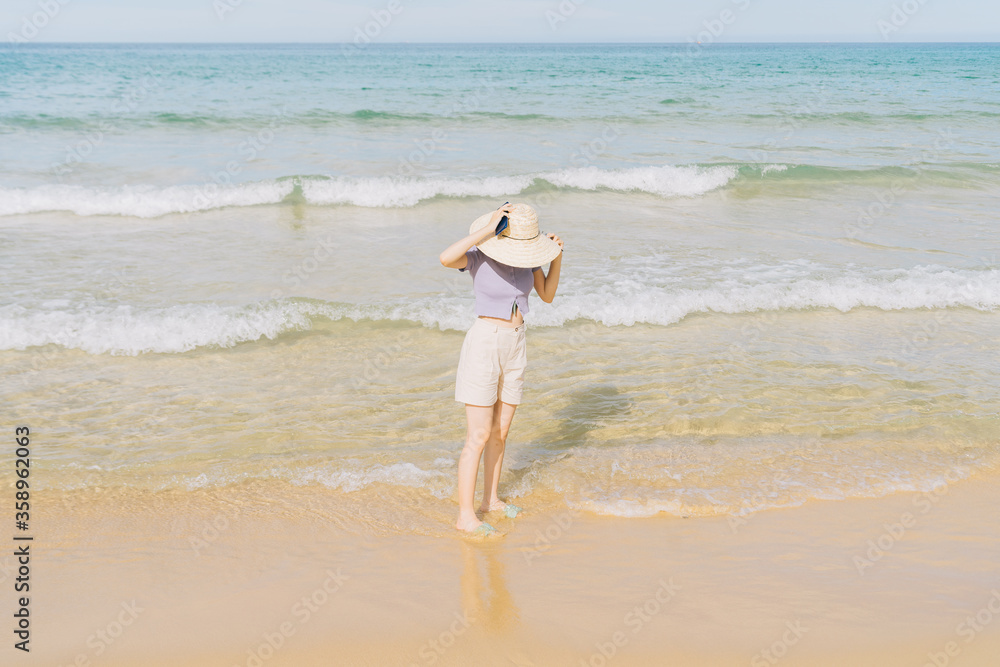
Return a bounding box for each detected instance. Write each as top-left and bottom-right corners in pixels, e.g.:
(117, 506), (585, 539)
(468, 212), (562, 269)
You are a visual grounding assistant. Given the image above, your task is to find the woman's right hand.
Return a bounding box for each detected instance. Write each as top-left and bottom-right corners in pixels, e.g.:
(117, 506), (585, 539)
(489, 202), (513, 228)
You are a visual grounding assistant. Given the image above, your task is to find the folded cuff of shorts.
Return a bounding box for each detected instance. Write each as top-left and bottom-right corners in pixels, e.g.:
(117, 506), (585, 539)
(455, 389), (499, 406)
(499, 388), (522, 405)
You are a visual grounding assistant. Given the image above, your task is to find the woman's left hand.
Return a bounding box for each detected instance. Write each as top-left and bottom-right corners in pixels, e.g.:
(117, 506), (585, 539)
(547, 232), (563, 253)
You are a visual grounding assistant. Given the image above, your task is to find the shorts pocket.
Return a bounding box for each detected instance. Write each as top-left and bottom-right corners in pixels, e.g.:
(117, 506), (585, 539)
(503, 332), (527, 380)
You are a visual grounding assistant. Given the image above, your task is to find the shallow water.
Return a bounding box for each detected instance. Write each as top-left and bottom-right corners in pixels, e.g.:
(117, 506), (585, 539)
(1, 44), (998, 525)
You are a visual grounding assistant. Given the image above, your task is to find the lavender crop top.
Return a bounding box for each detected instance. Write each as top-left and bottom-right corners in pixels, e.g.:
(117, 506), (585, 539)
(458, 246), (541, 319)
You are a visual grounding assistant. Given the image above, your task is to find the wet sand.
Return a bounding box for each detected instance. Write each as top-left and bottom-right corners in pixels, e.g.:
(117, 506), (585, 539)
(24, 473), (1000, 667)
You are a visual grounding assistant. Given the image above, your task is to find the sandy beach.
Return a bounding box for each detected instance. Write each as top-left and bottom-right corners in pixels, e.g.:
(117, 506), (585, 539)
(24, 471), (1000, 667)
(5, 40), (1000, 666)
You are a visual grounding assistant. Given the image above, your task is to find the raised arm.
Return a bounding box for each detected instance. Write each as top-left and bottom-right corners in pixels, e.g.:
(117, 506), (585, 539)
(533, 233), (563, 303)
(439, 204), (513, 269)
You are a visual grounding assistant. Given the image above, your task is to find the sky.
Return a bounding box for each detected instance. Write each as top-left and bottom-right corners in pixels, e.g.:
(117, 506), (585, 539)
(4, 0), (999, 43)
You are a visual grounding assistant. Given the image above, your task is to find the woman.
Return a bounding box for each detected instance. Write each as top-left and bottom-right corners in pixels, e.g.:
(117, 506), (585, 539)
(439, 202), (563, 534)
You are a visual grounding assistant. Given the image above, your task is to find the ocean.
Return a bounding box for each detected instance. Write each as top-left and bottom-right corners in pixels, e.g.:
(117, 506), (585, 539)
(2, 42), (998, 534)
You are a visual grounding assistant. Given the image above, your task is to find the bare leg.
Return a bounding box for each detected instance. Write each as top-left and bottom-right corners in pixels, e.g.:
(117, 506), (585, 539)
(480, 399), (517, 512)
(456, 403), (494, 531)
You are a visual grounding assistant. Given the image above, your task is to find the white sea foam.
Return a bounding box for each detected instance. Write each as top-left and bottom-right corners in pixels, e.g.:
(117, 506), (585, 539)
(299, 175), (534, 207)
(2, 266), (997, 355)
(0, 181), (295, 218)
(0, 301), (321, 355)
(501, 441), (985, 518)
(568, 498), (688, 518)
(46, 430), (994, 519)
(760, 164), (789, 175)
(156, 442), (987, 520)
(560, 477), (954, 518)
(0, 165), (739, 217)
(539, 164), (738, 197)
(295, 165), (739, 206)
(292, 462), (452, 496)
(527, 264), (1000, 328)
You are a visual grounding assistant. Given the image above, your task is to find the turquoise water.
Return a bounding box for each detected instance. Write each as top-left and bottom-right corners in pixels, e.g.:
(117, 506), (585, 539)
(2, 43), (1000, 192)
(1, 43), (998, 522)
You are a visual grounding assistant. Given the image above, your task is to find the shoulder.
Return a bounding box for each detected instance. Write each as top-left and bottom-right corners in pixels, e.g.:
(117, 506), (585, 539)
(459, 245), (483, 273)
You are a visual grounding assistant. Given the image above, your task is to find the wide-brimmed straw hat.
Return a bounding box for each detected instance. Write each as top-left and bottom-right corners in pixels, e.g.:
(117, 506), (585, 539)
(469, 203), (561, 268)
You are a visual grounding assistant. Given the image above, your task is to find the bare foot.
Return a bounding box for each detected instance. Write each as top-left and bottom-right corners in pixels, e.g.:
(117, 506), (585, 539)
(479, 501), (508, 513)
(480, 500), (523, 518)
(455, 516), (484, 532)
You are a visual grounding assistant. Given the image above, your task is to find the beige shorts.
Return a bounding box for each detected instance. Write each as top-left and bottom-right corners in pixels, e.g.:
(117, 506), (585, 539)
(455, 317), (528, 406)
